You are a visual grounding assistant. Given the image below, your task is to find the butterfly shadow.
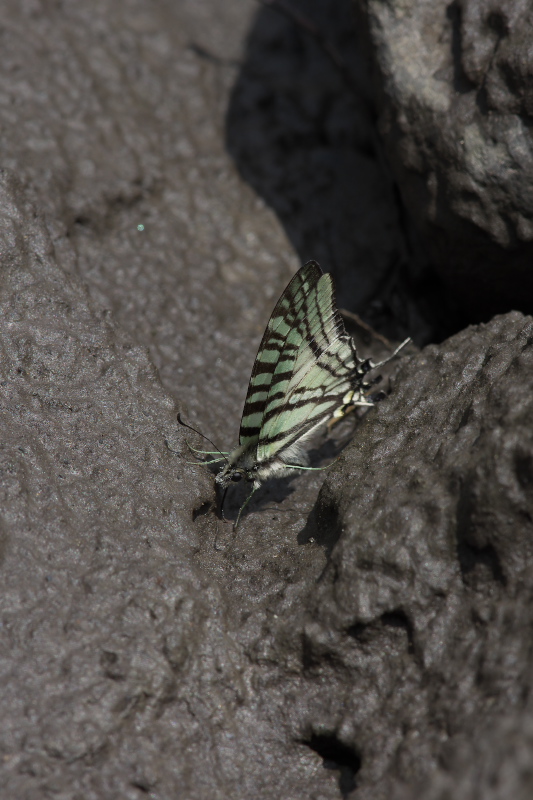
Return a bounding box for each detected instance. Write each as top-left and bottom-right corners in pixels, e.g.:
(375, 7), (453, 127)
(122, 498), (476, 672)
(262, 428), (356, 538)
(297, 495), (342, 559)
(219, 471), (300, 529)
(210, 423), (354, 532)
(295, 432), (352, 557)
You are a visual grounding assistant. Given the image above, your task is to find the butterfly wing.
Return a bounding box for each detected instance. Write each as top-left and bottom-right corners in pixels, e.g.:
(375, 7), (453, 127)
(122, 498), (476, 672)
(238, 261), (323, 447)
(256, 269), (360, 463)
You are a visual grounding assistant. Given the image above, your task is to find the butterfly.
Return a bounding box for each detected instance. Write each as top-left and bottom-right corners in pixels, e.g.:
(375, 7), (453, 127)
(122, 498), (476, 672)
(183, 260), (408, 528)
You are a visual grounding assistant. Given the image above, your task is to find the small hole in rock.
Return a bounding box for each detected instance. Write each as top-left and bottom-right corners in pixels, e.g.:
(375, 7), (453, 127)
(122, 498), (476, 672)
(192, 501), (212, 521)
(381, 609), (415, 655)
(131, 780), (150, 794)
(458, 541), (506, 587)
(74, 215), (91, 226)
(303, 733), (361, 796)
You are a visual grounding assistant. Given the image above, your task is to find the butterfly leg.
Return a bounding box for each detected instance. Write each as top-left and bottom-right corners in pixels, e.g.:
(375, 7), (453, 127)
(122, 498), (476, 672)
(283, 461), (340, 471)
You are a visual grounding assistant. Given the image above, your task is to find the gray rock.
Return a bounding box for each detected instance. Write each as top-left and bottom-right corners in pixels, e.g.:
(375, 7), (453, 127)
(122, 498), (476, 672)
(1, 0), (532, 797)
(306, 311), (533, 798)
(357, 0), (533, 319)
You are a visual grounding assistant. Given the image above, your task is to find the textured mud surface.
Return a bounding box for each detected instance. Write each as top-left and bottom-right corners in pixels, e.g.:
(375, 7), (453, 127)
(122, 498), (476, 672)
(0, 0), (532, 798)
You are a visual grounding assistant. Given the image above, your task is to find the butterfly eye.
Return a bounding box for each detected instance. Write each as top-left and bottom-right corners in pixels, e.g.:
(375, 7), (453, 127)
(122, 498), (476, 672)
(231, 472), (243, 483)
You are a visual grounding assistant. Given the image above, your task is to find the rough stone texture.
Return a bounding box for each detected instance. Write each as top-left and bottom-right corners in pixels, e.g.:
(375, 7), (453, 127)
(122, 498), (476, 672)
(308, 311), (533, 798)
(1, 0), (533, 798)
(356, 0), (533, 320)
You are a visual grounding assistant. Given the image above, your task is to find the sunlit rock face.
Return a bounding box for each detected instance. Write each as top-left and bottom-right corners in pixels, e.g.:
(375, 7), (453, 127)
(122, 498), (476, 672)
(357, 0), (533, 321)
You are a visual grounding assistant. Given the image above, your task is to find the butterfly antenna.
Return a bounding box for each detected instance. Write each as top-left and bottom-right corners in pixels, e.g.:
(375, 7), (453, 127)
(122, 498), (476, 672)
(177, 413), (228, 462)
(371, 338), (411, 370)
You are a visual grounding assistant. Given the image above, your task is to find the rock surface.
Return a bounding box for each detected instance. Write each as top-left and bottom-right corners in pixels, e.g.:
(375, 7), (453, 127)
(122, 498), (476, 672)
(310, 311), (533, 798)
(0, 0), (532, 798)
(356, 0), (533, 320)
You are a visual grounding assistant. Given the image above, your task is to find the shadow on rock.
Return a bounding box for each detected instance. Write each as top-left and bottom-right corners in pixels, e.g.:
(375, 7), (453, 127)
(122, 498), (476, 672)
(226, 0), (464, 345)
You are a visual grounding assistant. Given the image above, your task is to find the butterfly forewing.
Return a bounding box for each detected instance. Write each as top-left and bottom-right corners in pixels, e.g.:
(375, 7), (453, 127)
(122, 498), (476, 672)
(257, 275), (358, 461)
(238, 261), (323, 447)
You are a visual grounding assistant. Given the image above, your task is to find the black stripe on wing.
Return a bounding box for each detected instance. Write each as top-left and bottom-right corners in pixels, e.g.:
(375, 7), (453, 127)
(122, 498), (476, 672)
(256, 273), (362, 462)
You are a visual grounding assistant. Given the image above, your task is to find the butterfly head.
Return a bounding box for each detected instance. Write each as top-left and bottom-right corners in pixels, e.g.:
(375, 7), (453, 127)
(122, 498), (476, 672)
(215, 442), (259, 490)
(216, 467), (247, 488)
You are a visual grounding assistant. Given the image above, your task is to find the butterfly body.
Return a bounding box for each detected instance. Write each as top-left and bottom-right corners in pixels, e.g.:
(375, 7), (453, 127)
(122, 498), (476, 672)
(215, 416), (325, 491)
(212, 261), (404, 524)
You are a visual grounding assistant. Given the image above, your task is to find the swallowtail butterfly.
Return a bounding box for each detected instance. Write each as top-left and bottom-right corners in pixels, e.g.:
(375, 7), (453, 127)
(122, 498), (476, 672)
(187, 260), (408, 527)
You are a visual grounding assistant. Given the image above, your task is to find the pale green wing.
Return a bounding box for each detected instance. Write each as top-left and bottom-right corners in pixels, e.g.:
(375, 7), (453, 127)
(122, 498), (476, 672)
(257, 270), (359, 462)
(238, 261), (322, 447)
